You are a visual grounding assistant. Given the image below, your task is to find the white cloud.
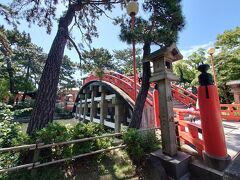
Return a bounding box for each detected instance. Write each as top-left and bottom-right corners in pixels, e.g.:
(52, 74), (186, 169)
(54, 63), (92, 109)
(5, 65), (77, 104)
(180, 41), (214, 59)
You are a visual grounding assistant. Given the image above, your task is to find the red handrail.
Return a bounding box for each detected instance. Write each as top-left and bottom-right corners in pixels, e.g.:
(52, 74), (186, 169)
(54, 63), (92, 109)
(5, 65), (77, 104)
(82, 72), (240, 157)
(84, 73), (240, 122)
(175, 109), (204, 156)
(84, 73), (153, 106)
(220, 104), (240, 121)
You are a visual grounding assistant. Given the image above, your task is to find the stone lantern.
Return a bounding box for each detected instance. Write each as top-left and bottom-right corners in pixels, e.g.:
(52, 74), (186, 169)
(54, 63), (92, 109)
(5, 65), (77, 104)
(144, 43), (183, 156)
(146, 43), (182, 82)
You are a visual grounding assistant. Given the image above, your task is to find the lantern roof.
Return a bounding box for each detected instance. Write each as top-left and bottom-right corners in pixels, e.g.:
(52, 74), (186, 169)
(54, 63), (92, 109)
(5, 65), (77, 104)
(144, 43), (183, 62)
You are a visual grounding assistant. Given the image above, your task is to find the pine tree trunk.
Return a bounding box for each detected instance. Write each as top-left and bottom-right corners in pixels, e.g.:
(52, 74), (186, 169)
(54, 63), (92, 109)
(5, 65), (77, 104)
(129, 42), (151, 129)
(27, 7), (75, 134)
(6, 57), (15, 94)
(6, 57), (16, 104)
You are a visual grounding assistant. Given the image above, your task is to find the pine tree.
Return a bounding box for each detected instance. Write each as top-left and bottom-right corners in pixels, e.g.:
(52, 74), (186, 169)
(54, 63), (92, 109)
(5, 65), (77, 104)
(116, 0), (185, 128)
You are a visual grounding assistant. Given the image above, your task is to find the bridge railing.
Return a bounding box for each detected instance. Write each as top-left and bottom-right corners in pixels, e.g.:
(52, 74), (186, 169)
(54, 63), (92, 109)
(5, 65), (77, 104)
(84, 73), (240, 122)
(171, 85), (197, 108)
(84, 73), (154, 106)
(220, 104), (240, 121)
(174, 108), (204, 156)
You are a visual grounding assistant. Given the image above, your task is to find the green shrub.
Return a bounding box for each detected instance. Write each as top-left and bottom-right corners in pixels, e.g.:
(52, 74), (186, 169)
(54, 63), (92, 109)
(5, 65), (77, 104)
(0, 103), (14, 122)
(123, 129), (159, 164)
(0, 103), (29, 148)
(13, 100), (35, 110)
(0, 103), (30, 172)
(14, 108), (33, 118)
(71, 122), (112, 155)
(35, 122), (71, 160)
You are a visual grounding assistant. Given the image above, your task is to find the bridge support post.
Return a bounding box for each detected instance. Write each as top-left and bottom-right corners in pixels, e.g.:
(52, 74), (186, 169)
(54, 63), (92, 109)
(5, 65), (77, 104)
(83, 88), (89, 122)
(90, 85), (98, 122)
(78, 94), (84, 121)
(112, 97), (124, 133)
(99, 86), (108, 125)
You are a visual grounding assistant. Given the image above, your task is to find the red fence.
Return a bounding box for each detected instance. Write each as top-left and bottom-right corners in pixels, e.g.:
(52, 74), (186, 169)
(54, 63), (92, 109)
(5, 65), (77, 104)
(220, 104), (240, 121)
(174, 108), (204, 156)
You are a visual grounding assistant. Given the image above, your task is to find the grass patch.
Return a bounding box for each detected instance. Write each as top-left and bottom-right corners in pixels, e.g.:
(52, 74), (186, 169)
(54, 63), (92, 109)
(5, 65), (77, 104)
(20, 118), (79, 133)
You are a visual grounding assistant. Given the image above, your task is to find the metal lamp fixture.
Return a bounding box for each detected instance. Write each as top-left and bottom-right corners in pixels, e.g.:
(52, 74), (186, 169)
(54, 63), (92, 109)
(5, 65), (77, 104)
(207, 47), (218, 87)
(207, 47), (215, 55)
(126, 0), (139, 101)
(126, 1), (139, 16)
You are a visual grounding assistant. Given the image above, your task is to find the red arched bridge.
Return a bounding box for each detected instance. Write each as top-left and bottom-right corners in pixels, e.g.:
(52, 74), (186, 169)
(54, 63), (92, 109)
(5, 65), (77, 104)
(72, 71), (240, 157)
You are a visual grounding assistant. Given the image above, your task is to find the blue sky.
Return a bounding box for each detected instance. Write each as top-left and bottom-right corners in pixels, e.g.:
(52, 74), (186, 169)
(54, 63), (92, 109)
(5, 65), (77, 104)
(1, 0), (240, 66)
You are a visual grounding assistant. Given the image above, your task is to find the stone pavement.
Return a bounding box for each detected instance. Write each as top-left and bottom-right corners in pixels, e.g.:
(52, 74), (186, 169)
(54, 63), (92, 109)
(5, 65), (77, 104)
(222, 121), (240, 158)
(181, 117), (240, 158)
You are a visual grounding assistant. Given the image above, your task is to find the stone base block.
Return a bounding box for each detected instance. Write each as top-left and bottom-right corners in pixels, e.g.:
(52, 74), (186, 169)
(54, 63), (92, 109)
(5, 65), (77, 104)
(223, 152), (240, 180)
(203, 152), (231, 171)
(150, 149), (191, 179)
(190, 159), (224, 180)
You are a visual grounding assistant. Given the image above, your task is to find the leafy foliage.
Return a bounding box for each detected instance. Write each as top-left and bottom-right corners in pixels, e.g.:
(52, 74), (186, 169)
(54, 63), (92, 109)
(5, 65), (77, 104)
(116, 0), (185, 128)
(213, 27), (240, 103)
(123, 129), (159, 164)
(173, 48), (207, 89)
(59, 55), (78, 90)
(81, 48), (115, 79)
(113, 48), (142, 75)
(0, 103), (29, 174)
(173, 27), (240, 103)
(35, 122), (71, 160)
(71, 122), (112, 155)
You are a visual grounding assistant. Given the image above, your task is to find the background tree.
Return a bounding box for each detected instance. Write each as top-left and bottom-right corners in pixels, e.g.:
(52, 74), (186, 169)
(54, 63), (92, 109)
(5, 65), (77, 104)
(59, 55), (78, 90)
(0, 27), (45, 104)
(173, 48), (207, 91)
(116, 0), (185, 128)
(113, 48), (142, 75)
(5, 0), (124, 134)
(214, 27), (240, 103)
(81, 48), (115, 79)
(0, 26), (77, 103)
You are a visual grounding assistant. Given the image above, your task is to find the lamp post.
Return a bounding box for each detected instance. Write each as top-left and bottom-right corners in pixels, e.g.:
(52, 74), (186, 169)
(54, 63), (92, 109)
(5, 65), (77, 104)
(207, 47), (218, 87)
(126, 1), (139, 101)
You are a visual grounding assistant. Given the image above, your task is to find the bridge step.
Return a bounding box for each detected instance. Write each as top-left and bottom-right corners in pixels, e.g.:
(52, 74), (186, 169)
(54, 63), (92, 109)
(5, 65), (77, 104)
(173, 99), (188, 109)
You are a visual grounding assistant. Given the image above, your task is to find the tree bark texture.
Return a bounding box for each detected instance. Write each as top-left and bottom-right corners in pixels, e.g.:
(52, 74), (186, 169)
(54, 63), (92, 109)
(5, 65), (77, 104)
(27, 7), (75, 134)
(129, 42), (151, 129)
(6, 57), (15, 94)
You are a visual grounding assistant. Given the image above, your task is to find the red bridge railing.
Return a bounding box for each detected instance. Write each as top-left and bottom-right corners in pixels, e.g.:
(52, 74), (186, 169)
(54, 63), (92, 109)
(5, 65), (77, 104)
(84, 72), (240, 121)
(84, 73), (154, 106)
(83, 72), (240, 157)
(220, 104), (240, 121)
(174, 108), (204, 156)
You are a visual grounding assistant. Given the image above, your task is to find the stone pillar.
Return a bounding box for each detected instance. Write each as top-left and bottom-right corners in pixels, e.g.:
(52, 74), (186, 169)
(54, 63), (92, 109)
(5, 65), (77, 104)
(99, 86), (108, 125)
(112, 97), (124, 133)
(157, 78), (177, 156)
(226, 80), (240, 103)
(90, 85), (98, 122)
(83, 88), (89, 122)
(145, 44), (183, 157)
(78, 94), (84, 121)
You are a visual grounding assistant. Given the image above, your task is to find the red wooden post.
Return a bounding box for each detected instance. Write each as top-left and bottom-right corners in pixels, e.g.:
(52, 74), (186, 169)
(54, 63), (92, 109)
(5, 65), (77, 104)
(153, 89), (160, 128)
(198, 85), (228, 157)
(197, 64), (230, 170)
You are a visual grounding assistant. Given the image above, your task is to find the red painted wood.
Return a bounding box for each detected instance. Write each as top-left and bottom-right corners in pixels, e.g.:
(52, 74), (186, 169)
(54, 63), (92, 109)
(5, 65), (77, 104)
(198, 85), (227, 158)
